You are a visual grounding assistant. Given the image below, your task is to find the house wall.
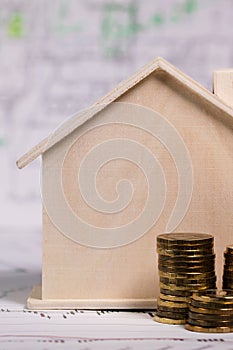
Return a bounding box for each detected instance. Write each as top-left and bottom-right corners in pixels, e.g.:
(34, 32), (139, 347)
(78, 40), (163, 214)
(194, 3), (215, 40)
(42, 70), (233, 302)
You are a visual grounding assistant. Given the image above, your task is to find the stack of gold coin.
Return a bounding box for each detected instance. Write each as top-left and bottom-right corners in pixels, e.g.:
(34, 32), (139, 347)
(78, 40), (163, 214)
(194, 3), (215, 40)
(186, 290), (233, 333)
(154, 233), (216, 325)
(223, 246), (233, 290)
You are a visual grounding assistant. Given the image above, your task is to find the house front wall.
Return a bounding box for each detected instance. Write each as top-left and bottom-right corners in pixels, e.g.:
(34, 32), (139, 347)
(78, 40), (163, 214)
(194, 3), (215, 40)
(42, 70), (233, 303)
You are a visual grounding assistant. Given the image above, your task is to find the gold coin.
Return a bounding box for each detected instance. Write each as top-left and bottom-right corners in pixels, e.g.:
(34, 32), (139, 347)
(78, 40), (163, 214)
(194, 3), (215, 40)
(222, 285), (233, 289)
(224, 264), (233, 269)
(158, 250), (215, 264)
(223, 265), (233, 270)
(160, 276), (216, 287)
(224, 254), (233, 266)
(223, 281), (233, 286)
(156, 310), (188, 320)
(160, 282), (215, 291)
(157, 298), (188, 308)
(224, 271), (233, 276)
(224, 261), (233, 265)
(223, 262), (233, 267)
(159, 293), (190, 303)
(223, 282), (233, 287)
(160, 242), (213, 249)
(157, 238), (213, 245)
(222, 286), (233, 290)
(159, 270), (216, 279)
(189, 305), (233, 315)
(224, 260), (233, 264)
(226, 246), (233, 255)
(224, 265), (233, 269)
(190, 299), (233, 309)
(189, 310), (233, 321)
(160, 288), (192, 297)
(157, 233), (213, 245)
(154, 315), (186, 325)
(224, 252), (233, 260)
(222, 283), (233, 288)
(222, 281), (233, 287)
(192, 289), (233, 303)
(159, 254), (215, 262)
(223, 278), (233, 283)
(158, 262), (215, 270)
(223, 272), (233, 277)
(223, 281), (233, 285)
(175, 283), (217, 291)
(158, 257), (215, 266)
(223, 276), (233, 281)
(185, 323), (233, 333)
(157, 243), (213, 251)
(158, 264), (215, 274)
(160, 273), (216, 280)
(222, 284), (233, 288)
(160, 275), (216, 285)
(188, 318), (233, 327)
(223, 283), (233, 289)
(157, 248), (213, 257)
(223, 273), (233, 278)
(224, 252), (233, 256)
(158, 305), (189, 313)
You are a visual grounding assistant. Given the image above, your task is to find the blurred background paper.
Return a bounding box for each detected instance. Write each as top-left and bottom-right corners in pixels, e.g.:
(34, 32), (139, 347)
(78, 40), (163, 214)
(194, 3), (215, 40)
(0, 0), (233, 303)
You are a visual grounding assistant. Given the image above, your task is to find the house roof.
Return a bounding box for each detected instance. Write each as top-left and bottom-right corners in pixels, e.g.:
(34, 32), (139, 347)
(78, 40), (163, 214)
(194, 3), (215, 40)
(16, 57), (233, 169)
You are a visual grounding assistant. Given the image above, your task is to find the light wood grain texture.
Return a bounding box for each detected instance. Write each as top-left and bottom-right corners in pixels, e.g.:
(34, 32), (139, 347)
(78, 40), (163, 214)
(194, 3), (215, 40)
(213, 69), (233, 109)
(18, 57), (233, 309)
(27, 285), (156, 309)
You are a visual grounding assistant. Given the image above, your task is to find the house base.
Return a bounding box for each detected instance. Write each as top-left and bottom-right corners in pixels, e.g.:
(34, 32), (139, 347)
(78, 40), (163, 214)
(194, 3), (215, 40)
(27, 285), (157, 310)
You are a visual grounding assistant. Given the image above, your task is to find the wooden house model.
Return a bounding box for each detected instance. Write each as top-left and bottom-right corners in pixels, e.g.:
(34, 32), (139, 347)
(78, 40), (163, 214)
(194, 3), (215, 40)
(17, 57), (233, 309)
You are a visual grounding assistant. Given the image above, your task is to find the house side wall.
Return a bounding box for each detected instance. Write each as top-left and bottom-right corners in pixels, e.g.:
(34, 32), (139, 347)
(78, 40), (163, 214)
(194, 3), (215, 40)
(117, 71), (233, 285)
(42, 72), (233, 300)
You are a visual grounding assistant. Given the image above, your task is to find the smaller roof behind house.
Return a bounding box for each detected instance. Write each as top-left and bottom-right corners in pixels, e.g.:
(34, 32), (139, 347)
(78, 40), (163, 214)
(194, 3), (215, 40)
(16, 57), (233, 169)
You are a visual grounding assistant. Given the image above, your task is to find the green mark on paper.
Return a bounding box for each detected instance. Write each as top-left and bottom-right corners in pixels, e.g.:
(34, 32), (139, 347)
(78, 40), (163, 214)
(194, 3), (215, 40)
(104, 47), (123, 57)
(8, 13), (25, 38)
(151, 0), (198, 27)
(56, 23), (82, 34)
(55, 0), (82, 34)
(102, 3), (140, 39)
(0, 137), (6, 146)
(171, 0), (197, 22)
(170, 4), (183, 22)
(102, 3), (142, 40)
(101, 3), (142, 57)
(151, 13), (164, 26)
(184, 0), (197, 13)
(59, 0), (69, 18)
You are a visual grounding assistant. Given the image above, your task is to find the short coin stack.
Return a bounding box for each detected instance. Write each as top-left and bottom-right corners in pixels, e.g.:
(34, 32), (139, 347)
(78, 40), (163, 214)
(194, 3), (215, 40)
(223, 246), (233, 290)
(154, 233), (216, 325)
(186, 290), (233, 333)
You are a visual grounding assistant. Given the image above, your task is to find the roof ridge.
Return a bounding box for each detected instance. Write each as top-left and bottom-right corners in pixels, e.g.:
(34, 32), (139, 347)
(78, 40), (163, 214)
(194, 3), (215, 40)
(16, 57), (233, 169)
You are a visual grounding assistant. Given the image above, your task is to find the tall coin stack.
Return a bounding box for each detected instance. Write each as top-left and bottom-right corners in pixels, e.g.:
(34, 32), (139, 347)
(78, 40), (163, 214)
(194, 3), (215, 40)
(154, 233), (216, 325)
(186, 290), (233, 333)
(223, 245), (233, 290)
